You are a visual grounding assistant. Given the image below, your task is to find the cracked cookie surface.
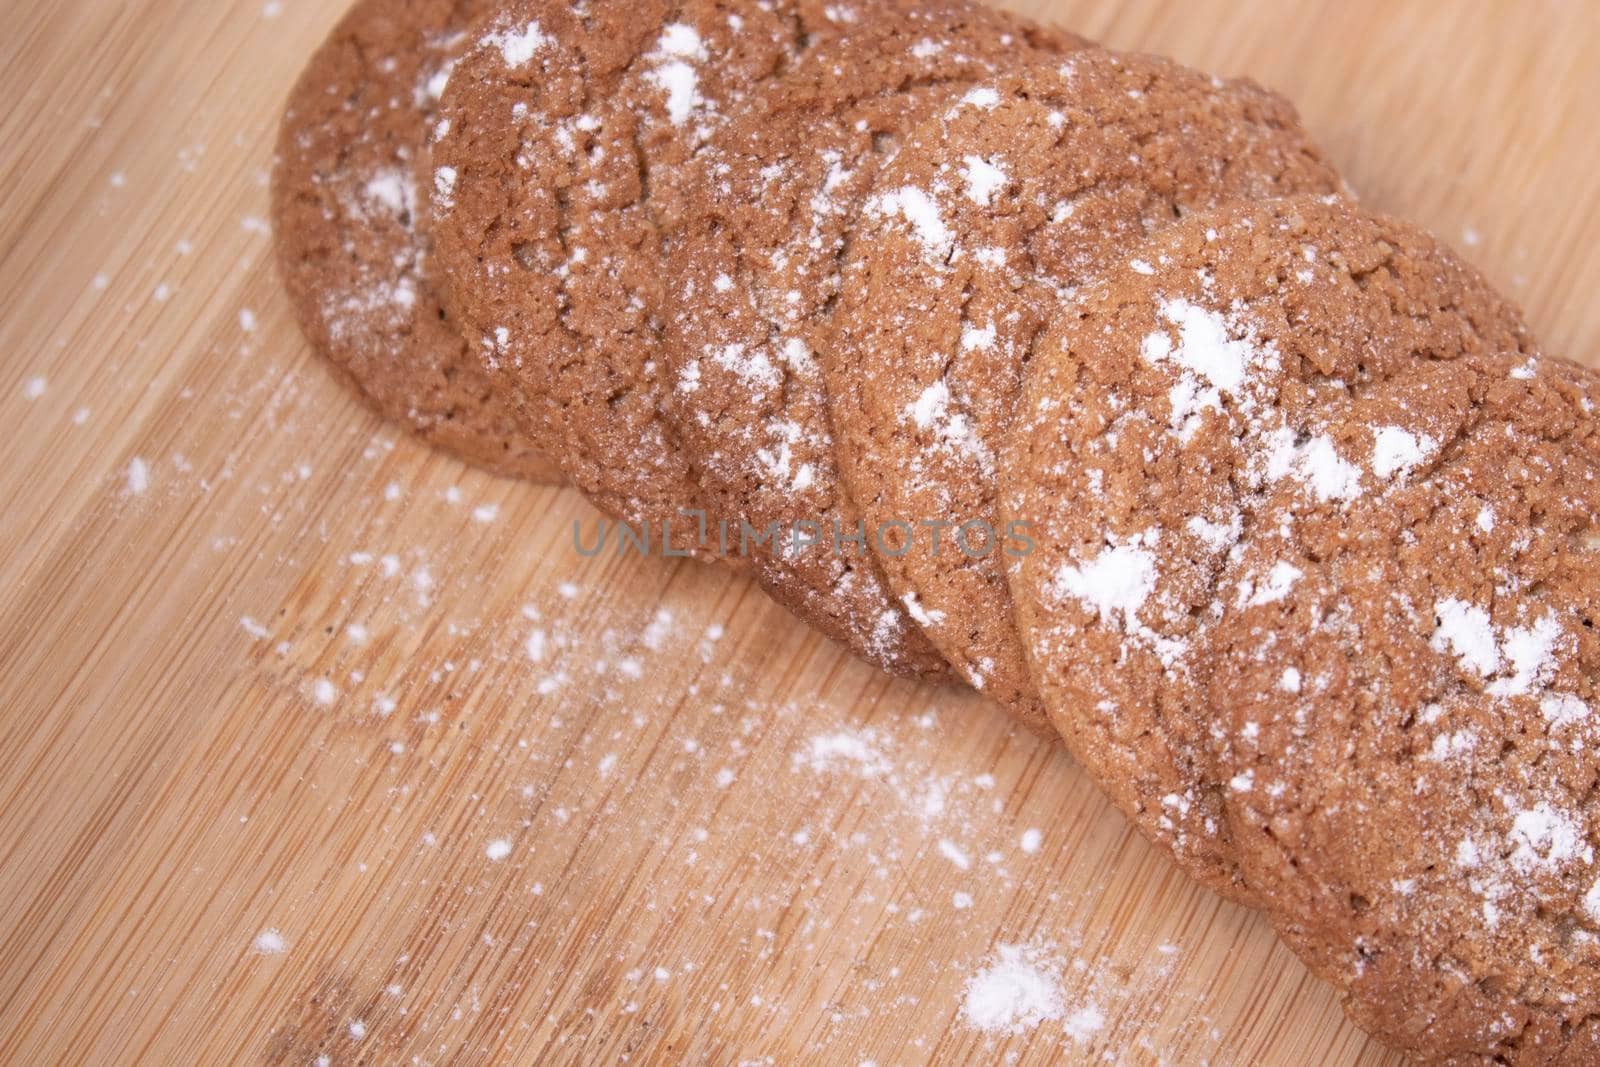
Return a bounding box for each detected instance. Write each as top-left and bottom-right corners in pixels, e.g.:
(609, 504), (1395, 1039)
(827, 50), (1344, 719)
(428, 0), (840, 552)
(998, 196), (1534, 905)
(273, 0), (562, 480)
(662, 2), (1089, 678)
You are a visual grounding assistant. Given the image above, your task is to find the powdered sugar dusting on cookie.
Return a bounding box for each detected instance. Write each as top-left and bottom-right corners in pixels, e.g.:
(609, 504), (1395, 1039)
(647, 24), (708, 128)
(867, 186), (954, 260)
(483, 21), (549, 68)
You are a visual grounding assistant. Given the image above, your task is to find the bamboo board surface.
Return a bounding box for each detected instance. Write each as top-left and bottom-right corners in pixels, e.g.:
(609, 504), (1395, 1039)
(3, 2), (1598, 1064)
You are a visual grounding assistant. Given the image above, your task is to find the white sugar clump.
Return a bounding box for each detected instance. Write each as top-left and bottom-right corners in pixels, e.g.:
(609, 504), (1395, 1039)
(433, 166), (457, 211)
(1265, 432), (1364, 503)
(485, 21), (550, 67)
(1541, 694), (1591, 728)
(906, 379), (993, 473)
(363, 168), (413, 217)
(1240, 561), (1303, 607)
(868, 186), (953, 260)
(1431, 598), (1499, 676)
(1507, 802), (1592, 873)
(253, 929), (287, 954)
(960, 86), (1000, 109)
(1486, 613), (1562, 698)
(960, 943), (1065, 1034)
(938, 838), (971, 870)
(1141, 299), (1278, 442)
(961, 154), (1008, 206)
(1051, 543), (1156, 628)
(1064, 1002), (1106, 1043)
(126, 457), (150, 495)
(1371, 425), (1437, 479)
(710, 343), (780, 390)
(485, 838), (513, 861)
(794, 729), (891, 778)
(647, 26), (708, 127)
(1431, 600), (1566, 697)
(960, 323), (996, 351)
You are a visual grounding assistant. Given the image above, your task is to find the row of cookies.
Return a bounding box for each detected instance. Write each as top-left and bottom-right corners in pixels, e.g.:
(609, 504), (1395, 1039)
(273, 0), (1600, 1060)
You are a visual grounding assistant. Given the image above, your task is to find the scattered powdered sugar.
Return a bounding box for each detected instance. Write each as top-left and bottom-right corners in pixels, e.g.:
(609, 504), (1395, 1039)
(485, 838), (513, 862)
(1488, 613), (1563, 698)
(23, 376), (46, 399)
(709, 342), (780, 391)
(1238, 561), (1303, 608)
(1064, 1002), (1106, 1043)
(253, 929), (287, 954)
(126, 457), (150, 495)
(939, 838), (972, 870)
(1506, 802), (1592, 874)
(362, 168), (414, 219)
(1264, 431), (1364, 503)
(905, 379), (993, 474)
(959, 86), (1000, 110)
(1431, 599), (1567, 697)
(1432, 598), (1499, 676)
(1541, 693), (1591, 728)
(795, 729), (892, 778)
(433, 166), (457, 212)
(961, 942), (1065, 1034)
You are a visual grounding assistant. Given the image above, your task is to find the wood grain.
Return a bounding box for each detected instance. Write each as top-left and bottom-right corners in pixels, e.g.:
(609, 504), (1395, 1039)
(1, 2), (1596, 1064)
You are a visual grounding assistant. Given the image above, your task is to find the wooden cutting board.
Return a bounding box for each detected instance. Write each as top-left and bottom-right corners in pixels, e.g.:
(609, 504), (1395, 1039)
(3, 2), (1597, 1063)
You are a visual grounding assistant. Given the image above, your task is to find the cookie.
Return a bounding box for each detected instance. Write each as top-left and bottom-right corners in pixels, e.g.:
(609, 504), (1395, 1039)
(826, 51), (1346, 722)
(427, 0), (847, 556)
(662, 4), (1090, 679)
(998, 195), (1539, 903)
(1191, 280), (1600, 1052)
(272, 0), (562, 481)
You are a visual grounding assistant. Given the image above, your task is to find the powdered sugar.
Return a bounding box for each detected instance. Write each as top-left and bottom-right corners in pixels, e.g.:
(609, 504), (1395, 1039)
(868, 187), (953, 260)
(647, 25), (708, 127)
(961, 943), (1065, 1034)
(1371, 425), (1437, 479)
(1432, 599), (1566, 697)
(1141, 299), (1278, 442)
(484, 21), (550, 67)
(126, 457), (150, 495)
(253, 929), (287, 954)
(1265, 432), (1364, 503)
(1051, 543), (1157, 628)
(961, 154), (1008, 206)
(1507, 802), (1592, 874)
(906, 379), (993, 473)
